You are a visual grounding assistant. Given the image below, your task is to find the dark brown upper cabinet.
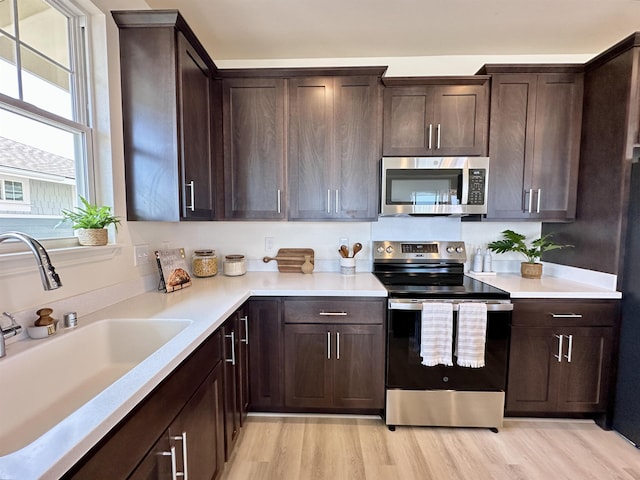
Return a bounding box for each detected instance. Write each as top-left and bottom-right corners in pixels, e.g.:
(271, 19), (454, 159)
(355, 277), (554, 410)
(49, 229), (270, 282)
(382, 77), (489, 157)
(288, 72), (383, 220)
(113, 10), (215, 221)
(480, 66), (584, 221)
(222, 77), (286, 220)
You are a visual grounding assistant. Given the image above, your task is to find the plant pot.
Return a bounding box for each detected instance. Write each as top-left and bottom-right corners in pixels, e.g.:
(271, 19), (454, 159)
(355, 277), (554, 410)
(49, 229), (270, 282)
(77, 228), (108, 246)
(521, 262), (543, 279)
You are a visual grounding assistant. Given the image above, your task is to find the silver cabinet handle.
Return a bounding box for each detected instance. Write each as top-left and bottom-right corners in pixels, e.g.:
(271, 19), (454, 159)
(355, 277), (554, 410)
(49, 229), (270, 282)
(428, 124), (433, 150)
(277, 189), (281, 214)
(336, 331), (340, 360)
(157, 446), (178, 480)
(327, 189), (331, 214)
(565, 334), (573, 363)
(550, 313), (583, 318)
(327, 331), (331, 360)
(171, 432), (188, 479)
(319, 311), (348, 316)
(436, 123), (441, 149)
(527, 189), (533, 213)
(225, 331), (236, 365)
(241, 315), (249, 345)
(186, 181), (195, 211)
(335, 190), (339, 214)
(536, 188), (541, 213)
(554, 334), (563, 362)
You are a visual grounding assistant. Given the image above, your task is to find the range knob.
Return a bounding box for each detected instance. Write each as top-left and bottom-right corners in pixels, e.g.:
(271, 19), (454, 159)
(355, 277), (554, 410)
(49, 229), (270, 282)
(376, 245), (385, 254)
(446, 246), (454, 253)
(385, 246), (394, 254)
(456, 247), (464, 253)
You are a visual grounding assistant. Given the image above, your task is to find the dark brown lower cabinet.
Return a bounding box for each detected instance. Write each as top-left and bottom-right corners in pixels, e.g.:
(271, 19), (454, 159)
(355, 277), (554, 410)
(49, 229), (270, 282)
(248, 298), (284, 410)
(506, 299), (618, 415)
(129, 363), (225, 480)
(284, 323), (384, 411)
(222, 307), (249, 460)
(63, 330), (225, 480)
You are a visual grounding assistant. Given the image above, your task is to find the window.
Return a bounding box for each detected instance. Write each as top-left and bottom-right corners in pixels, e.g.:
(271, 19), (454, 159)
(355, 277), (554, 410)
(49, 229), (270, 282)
(0, 0), (92, 240)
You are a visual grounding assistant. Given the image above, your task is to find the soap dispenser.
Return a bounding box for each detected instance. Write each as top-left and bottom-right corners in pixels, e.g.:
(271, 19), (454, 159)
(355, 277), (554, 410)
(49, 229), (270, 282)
(483, 248), (493, 273)
(472, 248), (483, 273)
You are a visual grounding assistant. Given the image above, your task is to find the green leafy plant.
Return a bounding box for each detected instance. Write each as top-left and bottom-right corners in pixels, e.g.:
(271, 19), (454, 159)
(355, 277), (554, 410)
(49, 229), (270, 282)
(487, 229), (572, 264)
(57, 196), (120, 230)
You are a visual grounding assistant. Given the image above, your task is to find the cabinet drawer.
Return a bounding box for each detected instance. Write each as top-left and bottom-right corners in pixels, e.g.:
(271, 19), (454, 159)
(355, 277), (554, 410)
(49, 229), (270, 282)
(512, 299), (620, 327)
(284, 298), (385, 324)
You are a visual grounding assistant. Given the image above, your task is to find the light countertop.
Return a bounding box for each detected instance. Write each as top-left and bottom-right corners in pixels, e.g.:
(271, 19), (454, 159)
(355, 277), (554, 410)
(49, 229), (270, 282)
(467, 272), (622, 299)
(0, 272), (387, 480)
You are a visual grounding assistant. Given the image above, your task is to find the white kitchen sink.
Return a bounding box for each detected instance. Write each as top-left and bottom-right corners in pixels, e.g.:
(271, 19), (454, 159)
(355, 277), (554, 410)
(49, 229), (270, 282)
(0, 317), (192, 456)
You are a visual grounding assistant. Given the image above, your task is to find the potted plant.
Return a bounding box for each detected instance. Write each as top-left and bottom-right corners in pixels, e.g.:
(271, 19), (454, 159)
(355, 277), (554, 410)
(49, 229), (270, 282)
(487, 229), (572, 279)
(58, 196), (120, 246)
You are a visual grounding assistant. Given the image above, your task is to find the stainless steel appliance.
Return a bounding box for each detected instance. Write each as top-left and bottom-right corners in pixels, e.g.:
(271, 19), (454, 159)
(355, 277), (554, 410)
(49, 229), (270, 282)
(380, 157), (489, 216)
(373, 240), (512, 431)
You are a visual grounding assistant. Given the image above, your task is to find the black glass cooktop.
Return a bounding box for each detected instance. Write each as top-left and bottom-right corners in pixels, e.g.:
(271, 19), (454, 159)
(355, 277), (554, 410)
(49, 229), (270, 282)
(378, 275), (510, 300)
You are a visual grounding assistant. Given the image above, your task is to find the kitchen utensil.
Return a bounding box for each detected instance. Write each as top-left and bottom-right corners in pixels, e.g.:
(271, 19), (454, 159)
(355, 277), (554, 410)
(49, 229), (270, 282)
(352, 243), (363, 257)
(262, 248), (315, 273)
(339, 245), (350, 258)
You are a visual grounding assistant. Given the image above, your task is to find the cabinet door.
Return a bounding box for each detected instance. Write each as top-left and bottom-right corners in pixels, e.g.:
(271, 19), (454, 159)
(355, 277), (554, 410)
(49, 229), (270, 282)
(248, 299), (284, 410)
(382, 86), (434, 156)
(223, 78), (286, 219)
(169, 363), (225, 480)
(222, 318), (241, 459)
(432, 84), (488, 156)
(506, 326), (559, 413)
(333, 324), (384, 409)
(556, 327), (613, 413)
(284, 324), (333, 408)
(177, 32), (214, 220)
(530, 74), (583, 220)
(237, 308), (250, 425)
(333, 75), (382, 220)
(487, 74), (537, 220)
(288, 77), (334, 219)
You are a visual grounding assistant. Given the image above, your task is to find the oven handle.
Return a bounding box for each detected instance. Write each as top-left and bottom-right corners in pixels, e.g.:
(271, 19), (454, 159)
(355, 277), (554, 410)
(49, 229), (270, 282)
(388, 300), (513, 312)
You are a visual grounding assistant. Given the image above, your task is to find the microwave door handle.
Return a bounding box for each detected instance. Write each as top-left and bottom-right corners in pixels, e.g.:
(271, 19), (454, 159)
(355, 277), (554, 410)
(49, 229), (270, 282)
(461, 168), (469, 205)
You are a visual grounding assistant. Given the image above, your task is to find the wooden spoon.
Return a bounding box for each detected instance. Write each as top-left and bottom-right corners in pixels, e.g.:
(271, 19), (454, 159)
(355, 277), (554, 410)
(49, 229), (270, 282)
(352, 242), (363, 257)
(339, 245), (350, 258)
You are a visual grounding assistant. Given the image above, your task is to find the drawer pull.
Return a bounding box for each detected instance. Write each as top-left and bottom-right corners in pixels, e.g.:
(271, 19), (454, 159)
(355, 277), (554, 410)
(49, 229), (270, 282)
(319, 311), (347, 316)
(327, 331), (331, 360)
(550, 313), (583, 318)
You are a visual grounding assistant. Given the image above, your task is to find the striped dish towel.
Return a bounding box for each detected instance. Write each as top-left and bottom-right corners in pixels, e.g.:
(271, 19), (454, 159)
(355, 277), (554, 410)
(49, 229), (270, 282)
(420, 302), (454, 366)
(456, 302), (488, 368)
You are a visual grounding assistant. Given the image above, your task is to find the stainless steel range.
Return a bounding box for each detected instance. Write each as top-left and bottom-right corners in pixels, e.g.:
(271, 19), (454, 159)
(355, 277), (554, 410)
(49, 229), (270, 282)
(372, 241), (512, 431)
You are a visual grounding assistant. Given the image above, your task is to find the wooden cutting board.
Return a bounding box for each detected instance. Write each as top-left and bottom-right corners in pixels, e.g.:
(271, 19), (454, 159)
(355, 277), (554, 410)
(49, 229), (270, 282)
(263, 248), (314, 273)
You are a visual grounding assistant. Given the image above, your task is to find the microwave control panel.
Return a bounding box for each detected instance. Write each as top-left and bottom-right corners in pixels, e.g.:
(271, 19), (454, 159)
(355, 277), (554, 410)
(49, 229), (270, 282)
(468, 169), (486, 205)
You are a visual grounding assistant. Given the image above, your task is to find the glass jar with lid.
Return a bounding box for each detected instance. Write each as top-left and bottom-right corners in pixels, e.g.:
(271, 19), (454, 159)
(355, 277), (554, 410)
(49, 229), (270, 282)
(223, 254), (246, 276)
(191, 250), (218, 277)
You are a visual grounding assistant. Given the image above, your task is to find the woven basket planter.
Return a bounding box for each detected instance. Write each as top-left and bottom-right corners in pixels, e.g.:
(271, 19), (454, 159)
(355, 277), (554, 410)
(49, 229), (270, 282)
(520, 262), (543, 279)
(77, 228), (108, 246)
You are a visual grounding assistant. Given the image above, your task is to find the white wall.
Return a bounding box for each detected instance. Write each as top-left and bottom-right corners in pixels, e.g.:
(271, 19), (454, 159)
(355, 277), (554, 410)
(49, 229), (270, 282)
(0, 0), (596, 320)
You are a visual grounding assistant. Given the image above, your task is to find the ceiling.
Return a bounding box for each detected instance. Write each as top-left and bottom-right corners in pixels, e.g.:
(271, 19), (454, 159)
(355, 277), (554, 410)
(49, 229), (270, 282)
(144, 0), (640, 62)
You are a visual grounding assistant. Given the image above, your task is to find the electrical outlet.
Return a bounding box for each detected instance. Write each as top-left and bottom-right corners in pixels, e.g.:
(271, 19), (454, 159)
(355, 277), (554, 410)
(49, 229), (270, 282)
(134, 244), (150, 266)
(265, 236), (275, 252)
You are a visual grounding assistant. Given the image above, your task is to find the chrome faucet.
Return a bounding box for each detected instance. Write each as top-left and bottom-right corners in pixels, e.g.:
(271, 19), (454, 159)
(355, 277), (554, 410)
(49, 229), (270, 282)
(0, 231), (62, 358)
(0, 231), (62, 290)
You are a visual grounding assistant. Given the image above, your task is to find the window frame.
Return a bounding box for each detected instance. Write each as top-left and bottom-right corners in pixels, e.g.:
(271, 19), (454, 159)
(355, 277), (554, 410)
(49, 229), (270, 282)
(0, 0), (96, 242)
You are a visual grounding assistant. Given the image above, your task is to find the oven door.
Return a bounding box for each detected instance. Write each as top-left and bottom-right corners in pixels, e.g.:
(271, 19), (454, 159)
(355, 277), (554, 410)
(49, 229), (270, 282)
(386, 300), (512, 391)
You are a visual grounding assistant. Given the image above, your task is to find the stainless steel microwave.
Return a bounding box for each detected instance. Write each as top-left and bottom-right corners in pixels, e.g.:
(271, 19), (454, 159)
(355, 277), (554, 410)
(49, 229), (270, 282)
(380, 157), (489, 216)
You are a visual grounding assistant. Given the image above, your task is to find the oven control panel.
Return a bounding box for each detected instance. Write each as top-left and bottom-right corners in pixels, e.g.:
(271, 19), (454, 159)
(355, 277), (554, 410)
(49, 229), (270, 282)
(373, 241), (467, 262)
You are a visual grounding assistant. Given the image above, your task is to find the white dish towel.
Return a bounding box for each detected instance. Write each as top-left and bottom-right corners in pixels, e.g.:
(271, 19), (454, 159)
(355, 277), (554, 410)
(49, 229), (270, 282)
(420, 302), (454, 366)
(456, 302), (488, 368)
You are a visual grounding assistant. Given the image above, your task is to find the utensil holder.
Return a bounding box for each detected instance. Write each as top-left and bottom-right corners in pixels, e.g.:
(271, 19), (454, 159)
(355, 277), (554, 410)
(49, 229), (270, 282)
(340, 257), (356, 276)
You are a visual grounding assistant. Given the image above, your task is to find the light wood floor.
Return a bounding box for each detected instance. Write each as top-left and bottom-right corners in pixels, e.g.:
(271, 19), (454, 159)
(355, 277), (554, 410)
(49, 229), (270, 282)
(221, 415), (640, 480)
